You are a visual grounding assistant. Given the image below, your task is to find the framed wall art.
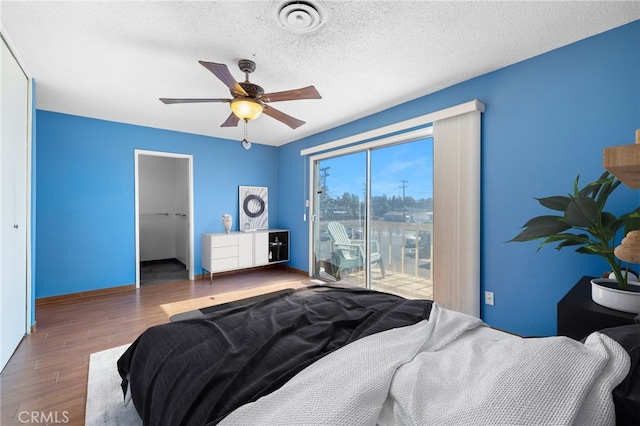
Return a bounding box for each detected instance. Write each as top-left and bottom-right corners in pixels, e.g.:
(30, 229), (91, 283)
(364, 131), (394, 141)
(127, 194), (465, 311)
(239, 186), (268, 231)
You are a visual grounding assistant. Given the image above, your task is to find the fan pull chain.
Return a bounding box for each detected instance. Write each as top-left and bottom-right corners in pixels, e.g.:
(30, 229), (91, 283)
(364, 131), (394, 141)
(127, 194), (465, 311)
(241, 119), (252, 150)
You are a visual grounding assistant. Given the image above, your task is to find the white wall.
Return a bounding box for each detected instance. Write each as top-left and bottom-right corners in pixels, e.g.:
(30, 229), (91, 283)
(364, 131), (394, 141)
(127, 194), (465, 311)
(174, 158), (189, 265)
(139, 155), (188, 263)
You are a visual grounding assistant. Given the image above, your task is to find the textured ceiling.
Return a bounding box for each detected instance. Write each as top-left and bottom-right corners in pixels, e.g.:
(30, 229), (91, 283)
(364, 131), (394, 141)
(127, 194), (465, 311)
(1, 1), (639, 147)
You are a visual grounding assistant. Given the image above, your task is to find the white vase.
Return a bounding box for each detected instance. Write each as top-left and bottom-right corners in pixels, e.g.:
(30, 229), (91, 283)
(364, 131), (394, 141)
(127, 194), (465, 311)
(591, 278), (640, 314)
(222, 214), (232, 234)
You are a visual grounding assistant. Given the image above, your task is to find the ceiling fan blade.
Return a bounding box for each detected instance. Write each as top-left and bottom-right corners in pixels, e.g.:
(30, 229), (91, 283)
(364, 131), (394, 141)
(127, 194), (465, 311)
(221, 112), (240, 127)
(263, 105), (305, 129)
(261, 86), (322, 103)
(159, 98), (230, 104)
(199, 61), (248, 96)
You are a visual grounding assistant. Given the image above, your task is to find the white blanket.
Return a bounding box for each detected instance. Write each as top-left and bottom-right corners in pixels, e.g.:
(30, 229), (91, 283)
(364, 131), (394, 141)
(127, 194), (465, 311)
(219, 304), (630, 426)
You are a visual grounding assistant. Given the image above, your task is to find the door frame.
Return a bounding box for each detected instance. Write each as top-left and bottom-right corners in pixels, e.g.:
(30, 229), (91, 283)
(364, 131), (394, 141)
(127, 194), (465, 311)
(134, 149), (195, 288)
(307, 127), (433, 282)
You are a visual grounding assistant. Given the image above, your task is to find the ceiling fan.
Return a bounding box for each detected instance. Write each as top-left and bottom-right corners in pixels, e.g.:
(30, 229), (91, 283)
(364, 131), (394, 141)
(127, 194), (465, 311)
(160, 59), (322, 130)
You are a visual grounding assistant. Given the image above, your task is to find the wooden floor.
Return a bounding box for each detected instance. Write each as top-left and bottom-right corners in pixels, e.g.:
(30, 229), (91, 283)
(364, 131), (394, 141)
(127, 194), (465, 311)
(0, 267), (312, 426)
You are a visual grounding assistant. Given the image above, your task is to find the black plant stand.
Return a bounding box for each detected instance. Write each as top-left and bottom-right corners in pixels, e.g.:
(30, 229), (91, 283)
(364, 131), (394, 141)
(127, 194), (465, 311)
(557, 276), (637, 340)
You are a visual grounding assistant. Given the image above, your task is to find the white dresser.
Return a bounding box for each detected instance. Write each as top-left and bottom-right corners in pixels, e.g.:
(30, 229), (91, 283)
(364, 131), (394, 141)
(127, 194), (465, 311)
(202, 229), (289, 282)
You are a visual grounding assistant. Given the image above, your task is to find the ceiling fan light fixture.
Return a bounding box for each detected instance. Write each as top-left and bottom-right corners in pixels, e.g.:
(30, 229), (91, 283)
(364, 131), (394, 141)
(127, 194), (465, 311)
(161, 59), (320, 130)
(230, 97), (264, 121)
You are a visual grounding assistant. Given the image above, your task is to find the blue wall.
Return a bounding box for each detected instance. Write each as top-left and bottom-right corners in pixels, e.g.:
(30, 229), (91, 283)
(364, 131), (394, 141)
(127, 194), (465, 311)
(278, 20), (640, 336)
(35, 113), (279, 297)
(35, 21), (639, 336)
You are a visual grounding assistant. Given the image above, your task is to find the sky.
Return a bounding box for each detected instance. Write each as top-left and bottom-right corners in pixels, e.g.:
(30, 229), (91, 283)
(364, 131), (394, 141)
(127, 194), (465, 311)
(319, 137), (433, 201)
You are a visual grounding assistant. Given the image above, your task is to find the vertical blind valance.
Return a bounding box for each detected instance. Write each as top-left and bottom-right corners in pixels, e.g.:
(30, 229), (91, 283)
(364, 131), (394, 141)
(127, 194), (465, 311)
(300, 100), (484, 157)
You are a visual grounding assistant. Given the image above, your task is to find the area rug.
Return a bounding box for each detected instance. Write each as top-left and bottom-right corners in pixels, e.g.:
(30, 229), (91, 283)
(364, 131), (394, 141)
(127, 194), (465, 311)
(85, 344), (141, 426)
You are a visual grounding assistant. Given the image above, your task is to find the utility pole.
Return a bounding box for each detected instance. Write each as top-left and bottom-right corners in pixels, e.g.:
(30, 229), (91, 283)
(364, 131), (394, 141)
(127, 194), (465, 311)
(400, 180), (408, 222)
(319, 166), (330, 201)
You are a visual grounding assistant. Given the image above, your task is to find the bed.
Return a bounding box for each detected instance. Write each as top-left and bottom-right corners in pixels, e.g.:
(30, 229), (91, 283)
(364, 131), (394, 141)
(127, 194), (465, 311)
(117, 285), (639, 425)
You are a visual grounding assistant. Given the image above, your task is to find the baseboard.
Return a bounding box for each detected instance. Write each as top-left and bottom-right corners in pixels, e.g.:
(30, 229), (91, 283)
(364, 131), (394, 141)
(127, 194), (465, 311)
(286, 266), (308, 276)
(36, 283), (137, 306)
(36, 265), (308, 305)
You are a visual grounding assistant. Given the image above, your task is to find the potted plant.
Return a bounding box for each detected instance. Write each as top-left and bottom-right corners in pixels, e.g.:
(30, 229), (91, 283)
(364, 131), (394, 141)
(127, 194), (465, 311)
(510, 171), (640, 312)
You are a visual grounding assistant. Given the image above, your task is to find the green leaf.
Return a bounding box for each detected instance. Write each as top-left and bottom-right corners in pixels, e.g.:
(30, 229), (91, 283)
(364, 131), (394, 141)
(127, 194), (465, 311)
(624, 218), (640, 235)
(521, 215), (565, 228)
(597, 212), (621, 242)
(594, 180), (618, 209)
(577, 244), (614, 256)
(594, 181), (611, 205)
(536, 196), (570, 212)
(536, 233), (591, 250)
(621, 207), (640, 219)
(549, 232), (591, 244)
(565, 197), (598, 227)
(554, 239), (585, 249)
(573, 175), (581, 198)
(600, 211), (619, 227)
(579, 171), (613, 199)
(510, 216), (570, 242)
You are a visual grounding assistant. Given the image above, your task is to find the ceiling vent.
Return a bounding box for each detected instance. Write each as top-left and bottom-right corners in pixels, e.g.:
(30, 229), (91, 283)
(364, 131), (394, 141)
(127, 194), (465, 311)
(272, 0), (329, 33)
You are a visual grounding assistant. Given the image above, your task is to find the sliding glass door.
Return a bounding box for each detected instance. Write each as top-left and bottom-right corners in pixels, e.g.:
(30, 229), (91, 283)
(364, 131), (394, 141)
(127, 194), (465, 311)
(369, 139), (433, 298)
(312, 151), (366, 288)
(311, 136), (433, 300)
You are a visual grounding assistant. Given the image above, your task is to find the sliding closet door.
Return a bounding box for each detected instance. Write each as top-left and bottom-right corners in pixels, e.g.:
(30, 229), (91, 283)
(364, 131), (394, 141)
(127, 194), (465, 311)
(1, 36), (29, 371)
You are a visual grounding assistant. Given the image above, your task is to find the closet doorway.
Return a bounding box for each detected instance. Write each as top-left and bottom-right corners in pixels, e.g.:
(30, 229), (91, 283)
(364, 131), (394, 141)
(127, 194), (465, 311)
(134, 150), (194, 287)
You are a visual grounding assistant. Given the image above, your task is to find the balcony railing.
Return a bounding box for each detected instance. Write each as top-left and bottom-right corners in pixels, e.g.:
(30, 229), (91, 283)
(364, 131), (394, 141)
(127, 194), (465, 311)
(316, 220), (433, 299)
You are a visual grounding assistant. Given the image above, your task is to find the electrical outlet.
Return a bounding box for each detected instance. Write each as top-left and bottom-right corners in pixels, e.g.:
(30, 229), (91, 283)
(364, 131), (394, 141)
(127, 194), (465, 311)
(485, 291), (494, 306)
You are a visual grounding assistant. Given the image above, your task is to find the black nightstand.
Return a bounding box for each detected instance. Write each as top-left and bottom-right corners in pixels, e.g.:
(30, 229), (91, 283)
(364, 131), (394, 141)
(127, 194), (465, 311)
(557, 276), (637, 340)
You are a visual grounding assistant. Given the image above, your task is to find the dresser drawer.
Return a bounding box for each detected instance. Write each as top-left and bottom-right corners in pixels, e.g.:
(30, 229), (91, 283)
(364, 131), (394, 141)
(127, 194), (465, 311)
(211, 257), (238, 272)
(212, 245), (238, 259)
(210, 233), (239, 248)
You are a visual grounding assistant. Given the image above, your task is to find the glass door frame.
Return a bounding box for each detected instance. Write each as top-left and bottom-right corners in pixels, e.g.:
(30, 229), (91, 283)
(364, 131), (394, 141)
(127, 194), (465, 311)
(307, 126), (433, 287)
